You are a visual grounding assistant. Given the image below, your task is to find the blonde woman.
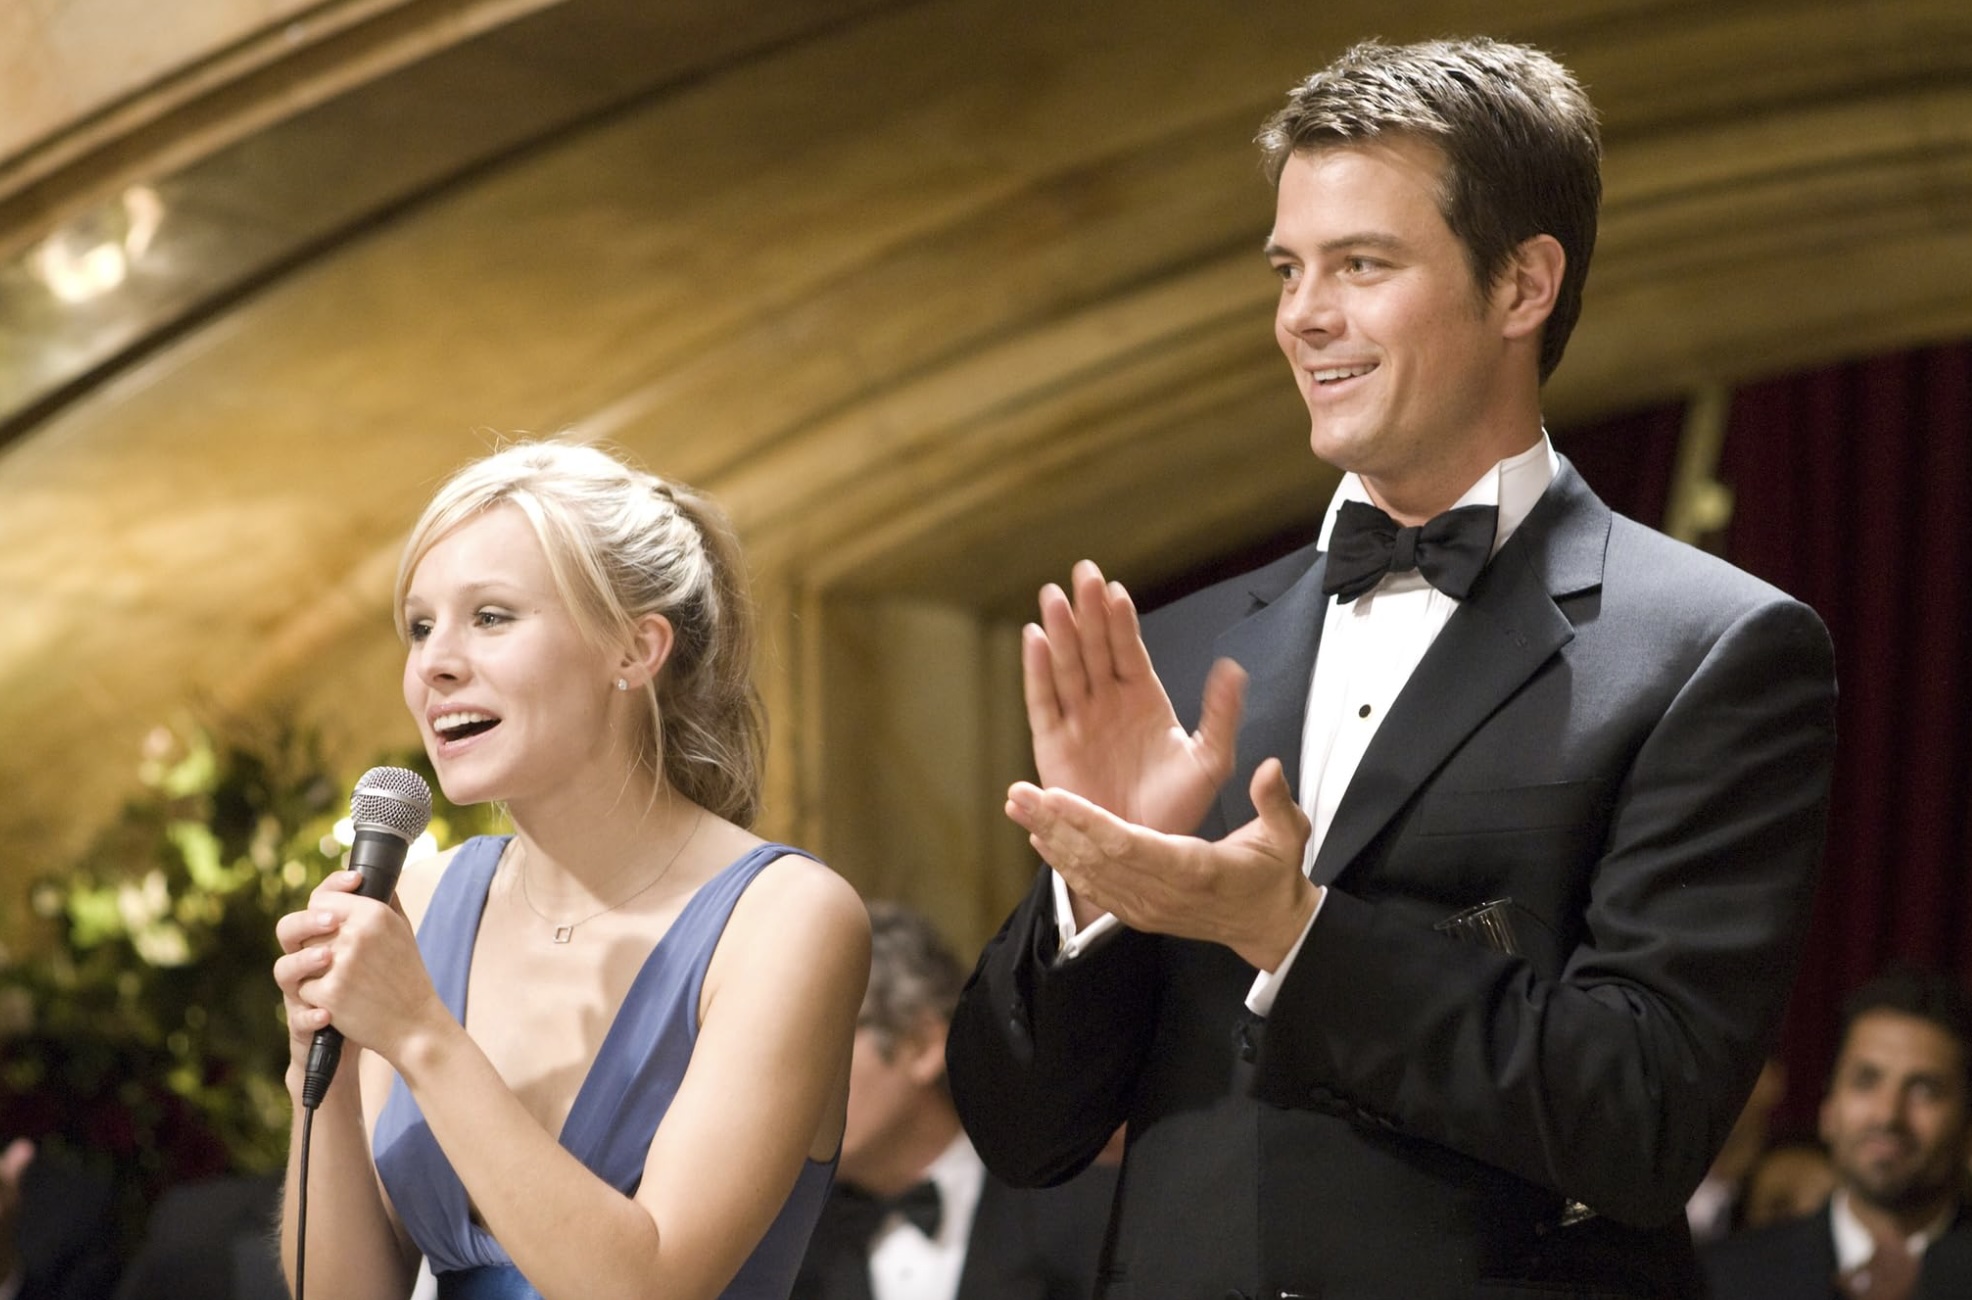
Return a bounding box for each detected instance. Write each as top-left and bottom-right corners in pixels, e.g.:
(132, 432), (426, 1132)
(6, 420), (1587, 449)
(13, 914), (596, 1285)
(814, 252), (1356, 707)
(275, 442), (869, 1299)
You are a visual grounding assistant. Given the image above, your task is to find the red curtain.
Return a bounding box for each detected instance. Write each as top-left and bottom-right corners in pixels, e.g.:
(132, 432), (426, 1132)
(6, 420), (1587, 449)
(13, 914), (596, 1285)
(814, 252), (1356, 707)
(1720, 342), (1972, 1132)
(1534, 358), (1972, 1135)
(1551, 401), (1684, 529)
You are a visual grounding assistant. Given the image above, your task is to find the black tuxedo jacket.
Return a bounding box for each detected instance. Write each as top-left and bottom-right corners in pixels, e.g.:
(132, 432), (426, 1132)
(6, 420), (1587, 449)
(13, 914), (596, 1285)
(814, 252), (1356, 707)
(1915, 1219), (1972, 1300)
(1703, 1207), (1837, 1300)
(793, 1160), (1116, 1300)
(1701, 1206), (1836, 1299)
(947, 462), (1838, 1300)
(1703, 1201), (1972, 1299)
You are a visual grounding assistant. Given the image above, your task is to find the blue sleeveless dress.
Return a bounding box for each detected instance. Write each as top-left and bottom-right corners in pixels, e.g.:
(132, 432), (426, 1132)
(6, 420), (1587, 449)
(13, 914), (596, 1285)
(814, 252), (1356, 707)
(371, 836), (837, 1299)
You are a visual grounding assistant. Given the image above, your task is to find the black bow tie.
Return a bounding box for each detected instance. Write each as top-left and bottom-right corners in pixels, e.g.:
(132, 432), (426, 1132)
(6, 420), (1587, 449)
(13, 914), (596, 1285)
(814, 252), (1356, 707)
(841, 1180), (942, 1241)
(1322, 500), (1499, 603)
(884, 1180), (942, 1238)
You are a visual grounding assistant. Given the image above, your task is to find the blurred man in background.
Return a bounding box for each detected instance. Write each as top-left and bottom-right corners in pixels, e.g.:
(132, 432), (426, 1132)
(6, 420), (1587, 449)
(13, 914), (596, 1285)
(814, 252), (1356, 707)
(1704, 968), (1972, 1300)
(796, 901), (1114, 1300)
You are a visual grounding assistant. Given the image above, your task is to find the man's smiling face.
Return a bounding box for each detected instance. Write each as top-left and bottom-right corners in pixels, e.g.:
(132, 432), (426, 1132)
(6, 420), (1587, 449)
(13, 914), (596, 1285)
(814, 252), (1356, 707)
(1268, 136), (1540, 520)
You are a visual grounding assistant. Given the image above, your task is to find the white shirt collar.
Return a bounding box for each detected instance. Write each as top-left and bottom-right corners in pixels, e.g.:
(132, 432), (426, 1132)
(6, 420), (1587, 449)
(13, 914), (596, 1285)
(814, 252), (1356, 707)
(1316, 432), (1559, 559)
(866, 1131), (986, 1300)
(918, 1130), (986, 1246)
(1830, 1187), (1958, 1272)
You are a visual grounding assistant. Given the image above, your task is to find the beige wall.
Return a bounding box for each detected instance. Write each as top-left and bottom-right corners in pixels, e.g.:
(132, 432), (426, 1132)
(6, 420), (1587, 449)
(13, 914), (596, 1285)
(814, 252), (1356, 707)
(3, 0), (317, 158)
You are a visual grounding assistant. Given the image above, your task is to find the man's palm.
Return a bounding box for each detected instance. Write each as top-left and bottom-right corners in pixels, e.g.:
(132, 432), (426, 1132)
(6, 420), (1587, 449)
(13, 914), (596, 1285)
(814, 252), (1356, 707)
(1031, 650), (1244, 834)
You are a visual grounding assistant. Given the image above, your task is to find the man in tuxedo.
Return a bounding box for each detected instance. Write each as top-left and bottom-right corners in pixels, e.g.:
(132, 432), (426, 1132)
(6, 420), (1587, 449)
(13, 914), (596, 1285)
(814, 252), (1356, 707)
(945, 36), (1838, 1300)
(795, 901), (1114, 1300)
(1705, 969), (1972, 1300)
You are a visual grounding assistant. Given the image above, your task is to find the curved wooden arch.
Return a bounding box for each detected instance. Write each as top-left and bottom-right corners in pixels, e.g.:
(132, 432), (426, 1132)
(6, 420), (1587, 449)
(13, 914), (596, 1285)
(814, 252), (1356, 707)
(2, 0), (1969, 942)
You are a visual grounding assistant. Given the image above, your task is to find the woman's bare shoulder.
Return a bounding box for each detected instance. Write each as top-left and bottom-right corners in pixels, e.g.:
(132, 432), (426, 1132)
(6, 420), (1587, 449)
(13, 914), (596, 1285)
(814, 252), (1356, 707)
(393, 835), (496, 929)
(751, 845), (866, 924)
(722, 845), (869, 978)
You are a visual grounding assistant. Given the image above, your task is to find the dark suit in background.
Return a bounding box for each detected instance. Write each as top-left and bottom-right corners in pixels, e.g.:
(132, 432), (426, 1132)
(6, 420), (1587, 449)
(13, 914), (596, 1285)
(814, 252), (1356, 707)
(1703, 1203), (1972, 1300)
(797, 1161), (1116, 1300)
(1915, 1226), (1972, 1300)
(954, 1166), (1115, 1300)
(1701, 1205), (1841, 1300)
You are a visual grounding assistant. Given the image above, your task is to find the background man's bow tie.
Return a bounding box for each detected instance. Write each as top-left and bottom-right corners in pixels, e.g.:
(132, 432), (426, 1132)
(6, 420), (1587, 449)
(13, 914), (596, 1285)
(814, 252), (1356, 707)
(840, 1179), (942, 1242)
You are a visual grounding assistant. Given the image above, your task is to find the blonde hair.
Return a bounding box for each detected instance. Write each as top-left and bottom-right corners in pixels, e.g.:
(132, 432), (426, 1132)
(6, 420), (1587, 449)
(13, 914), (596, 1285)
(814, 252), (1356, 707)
(395, 441), (765, 826)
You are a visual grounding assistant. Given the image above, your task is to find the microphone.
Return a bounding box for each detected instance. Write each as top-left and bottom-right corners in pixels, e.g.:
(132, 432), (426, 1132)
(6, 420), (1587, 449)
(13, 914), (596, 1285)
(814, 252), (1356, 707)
(299, 766), (433, 1110)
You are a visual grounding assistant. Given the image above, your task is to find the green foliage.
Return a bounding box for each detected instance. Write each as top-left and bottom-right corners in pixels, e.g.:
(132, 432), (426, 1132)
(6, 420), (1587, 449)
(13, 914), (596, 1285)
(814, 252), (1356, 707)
(0, 718), (501, 1240)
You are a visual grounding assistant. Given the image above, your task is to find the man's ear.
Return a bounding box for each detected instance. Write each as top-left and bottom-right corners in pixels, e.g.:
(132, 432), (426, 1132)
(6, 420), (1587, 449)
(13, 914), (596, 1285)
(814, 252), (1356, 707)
(617, 612), (675, 691)
(1496, 233), (1564, 343)
(898, 1014), (952, 1088)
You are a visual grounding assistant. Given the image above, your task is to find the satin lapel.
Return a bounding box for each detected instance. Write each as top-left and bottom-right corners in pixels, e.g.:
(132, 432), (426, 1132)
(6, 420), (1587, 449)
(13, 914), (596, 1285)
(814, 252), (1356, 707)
(1212, 554), (1332, 830)
(1307, 468), (1608, 886)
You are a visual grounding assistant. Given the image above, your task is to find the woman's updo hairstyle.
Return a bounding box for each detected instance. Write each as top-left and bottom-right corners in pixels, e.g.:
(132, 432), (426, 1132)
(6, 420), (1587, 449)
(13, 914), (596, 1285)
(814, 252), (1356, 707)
(395, 440), (765, 827)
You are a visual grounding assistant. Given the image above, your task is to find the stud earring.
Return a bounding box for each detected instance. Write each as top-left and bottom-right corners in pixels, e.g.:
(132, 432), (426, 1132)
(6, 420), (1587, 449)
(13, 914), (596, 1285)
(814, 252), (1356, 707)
(615, 678), (629, 691)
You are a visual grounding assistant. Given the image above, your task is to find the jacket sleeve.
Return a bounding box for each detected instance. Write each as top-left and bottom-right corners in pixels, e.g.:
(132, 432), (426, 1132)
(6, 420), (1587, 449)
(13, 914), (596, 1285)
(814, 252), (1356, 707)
(945, 869), (1159, 1188)
(1250, 594), (1837, 1227)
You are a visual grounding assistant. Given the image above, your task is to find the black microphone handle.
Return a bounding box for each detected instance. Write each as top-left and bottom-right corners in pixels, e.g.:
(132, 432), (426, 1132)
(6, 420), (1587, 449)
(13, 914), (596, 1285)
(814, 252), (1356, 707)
(300, 826), (411, 1109)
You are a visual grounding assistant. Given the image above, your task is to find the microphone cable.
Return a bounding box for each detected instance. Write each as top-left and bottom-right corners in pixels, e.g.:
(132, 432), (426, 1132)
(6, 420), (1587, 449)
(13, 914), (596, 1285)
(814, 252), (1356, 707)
(296, 1104), (315, 1300)
(292, 767), (432, 1300)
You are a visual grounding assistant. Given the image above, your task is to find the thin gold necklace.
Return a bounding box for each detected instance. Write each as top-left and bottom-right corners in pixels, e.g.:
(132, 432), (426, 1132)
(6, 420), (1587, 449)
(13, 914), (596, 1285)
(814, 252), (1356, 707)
(514, 809), (703, 944)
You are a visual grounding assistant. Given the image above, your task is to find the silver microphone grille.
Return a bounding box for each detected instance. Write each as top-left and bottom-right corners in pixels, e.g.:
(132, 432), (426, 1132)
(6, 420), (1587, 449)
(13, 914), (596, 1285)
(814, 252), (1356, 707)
(350, 766), (434, 842)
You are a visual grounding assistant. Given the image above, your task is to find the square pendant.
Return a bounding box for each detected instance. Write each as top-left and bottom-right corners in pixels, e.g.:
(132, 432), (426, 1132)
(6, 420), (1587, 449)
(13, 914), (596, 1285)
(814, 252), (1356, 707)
(553, 925), (574, 944)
